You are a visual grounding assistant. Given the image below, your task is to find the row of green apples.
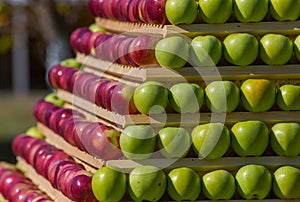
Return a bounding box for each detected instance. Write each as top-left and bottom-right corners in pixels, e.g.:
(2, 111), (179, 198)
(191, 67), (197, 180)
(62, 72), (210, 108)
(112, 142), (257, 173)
(119, 121), (300, 160)
(91, 164), (300, 201)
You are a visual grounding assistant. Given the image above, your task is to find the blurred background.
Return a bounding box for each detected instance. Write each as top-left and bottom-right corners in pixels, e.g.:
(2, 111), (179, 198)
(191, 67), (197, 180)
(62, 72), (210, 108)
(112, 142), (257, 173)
(0, 0), (93, 163)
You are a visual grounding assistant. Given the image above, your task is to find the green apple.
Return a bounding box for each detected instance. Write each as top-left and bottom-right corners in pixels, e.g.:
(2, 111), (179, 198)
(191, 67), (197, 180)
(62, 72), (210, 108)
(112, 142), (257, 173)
(202, 169), (235, 200)
(277, 85), (300, 111)
(294, 35), (300, 62)
(270, 0), (300, 21)
(191, 123), (230, 159)
(273, 166), (300, 199)
(60, 58), (81, 68)
(25, 126), (44, 139)
(120, 125), (157, 160)
(169, 83), (204, 113)
(205, 80), (240, 112)
(128, 166), (166, 202)
(233, 0), (268, 22)
(133, 81), (169, 114)
(270, 122), (300, 156)
(190, 35), (222, 66)
(167, 167), (201, 201)
(199, 0), (233, 23)
(236, 164), (272, 200)
(260, 34), (293, 65)
(165, 0), (198, 25)
(89, 23), (106, 33)
(155, 36), (190, 69)
(158, 127), (191, 159)
(240, 79), (276, 112)
(44, 92), (65, 107)
(231, 120), (269, 157)
(223, 33), (259, 66)
(92, 166), (127, 202)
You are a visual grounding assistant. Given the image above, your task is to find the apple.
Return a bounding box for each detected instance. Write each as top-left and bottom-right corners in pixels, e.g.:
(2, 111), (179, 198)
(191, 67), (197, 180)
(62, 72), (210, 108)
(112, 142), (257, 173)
(128, 0), (140, 23)
(260, 34), (293, 65)
(236, 164), (272, 200)
(191, 123), (230, 159)
(44, 92), (65, 107)
(223, 33), (259, 66)
(294, 35), (300, 62)
(133, 81), (169, 114)
(120, 125), (157, 160)
(199, 0), (232, 23)
(270, 0), (300, 21)
(190, 35), (222, 66)
(273, 166), (300, 199)
(167, 167), (200, 201)
(277, 85), (300, 111)
(89, 23), (106, 33)
(155, 36), (190, 69)
(165, 0), (198, 24)
(169, 83), (204, 113)
(92, 166), (127, 202)
(233, 0), (268, 22)
(231, 120), (269, 157)
(128, 165), (166, 202)
(202, 169), (235, 200)
(270, 122), (300, 156)
(60, 58), (81, 68)
(205, 80), (240, 112)
(157, 127), (191, 158)
(240, 79), (276, 112)
(146, 0), (169, 24)
(25, 126), (44, 139)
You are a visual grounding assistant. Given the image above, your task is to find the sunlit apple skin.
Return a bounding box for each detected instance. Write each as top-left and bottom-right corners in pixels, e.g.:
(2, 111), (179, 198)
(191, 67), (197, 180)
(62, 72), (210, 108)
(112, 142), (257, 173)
(270, 0), (300, 21)
(92, 166), (127, 202)
(233, 0), (268, 22)
(270, 122), (300, 156)
(260, 34), (293, 65)
(202, 169), (236, 200)
(277, 85), (300, 111)
(120, 125), (157, 160)
(190, 35), (222, 66)
(157, 127), (191, 158)
(167, 167), (201, 201)
(169, 83), (204, 113)
(223, 33), (259, 66)
(155, 36), (190, 69)
(165, 0), (198, 25)
(294, 35), (300, 62)
(191, 123), (230, 159)
(199, 0), (232, 23)
(205, 81), (240, 112)
(273, 166), (300, 199)
(231, 120), (269, 157)
(128, 166), (166, 202)
(133, 81), (169, 114)
(240, 79), (276, 112)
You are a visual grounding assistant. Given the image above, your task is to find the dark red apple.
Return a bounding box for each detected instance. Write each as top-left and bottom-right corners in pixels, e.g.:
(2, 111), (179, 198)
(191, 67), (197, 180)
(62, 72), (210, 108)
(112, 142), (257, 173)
(94, 79), (110, 108)
(70, 27), (90, 52)
(128, 0), (141, 22)
(111, 84), (138, 114)
(94, 34), (114, 59)
(146, 0), (169, 24)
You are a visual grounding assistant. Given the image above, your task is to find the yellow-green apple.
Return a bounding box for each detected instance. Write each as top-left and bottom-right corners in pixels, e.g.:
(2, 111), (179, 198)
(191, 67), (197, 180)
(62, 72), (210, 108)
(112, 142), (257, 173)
(202, 169), (236, 200)
(270, 122), (300, 156)
(294, 35), (300, 62)
(120, 125), (156, 160)
(167, 167), (201, 201)
(155, 36), (190, 69)
(190, 35), (222, 66)
(199, 0), (233, 23)
(157, 127), (191, 158)
(233, 0), (268, 22)
(60, 58), (81, 68)
(235, 164), (272, 200)
(25, 126), (44, 139)
(277, 85), (300, 111)
(165, 0), (198, 24)
(133, 81), (169, 114)
(128, 166), (166, 202)
(231, 120), (269, 157)
(273, 166), (300, 199)
(240, 79), (276, 112)
(191, 123), (230, 159)
(205, 81), (240, 112)
(169, 83), (204, 113)
(260, 34), (293, 65)
(44, 93), (65, 107)
(223, 33), (259, 66)
(269, 0), (300, 21)
(88, 23), (106, 33)
(91, 166), (127, 202)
